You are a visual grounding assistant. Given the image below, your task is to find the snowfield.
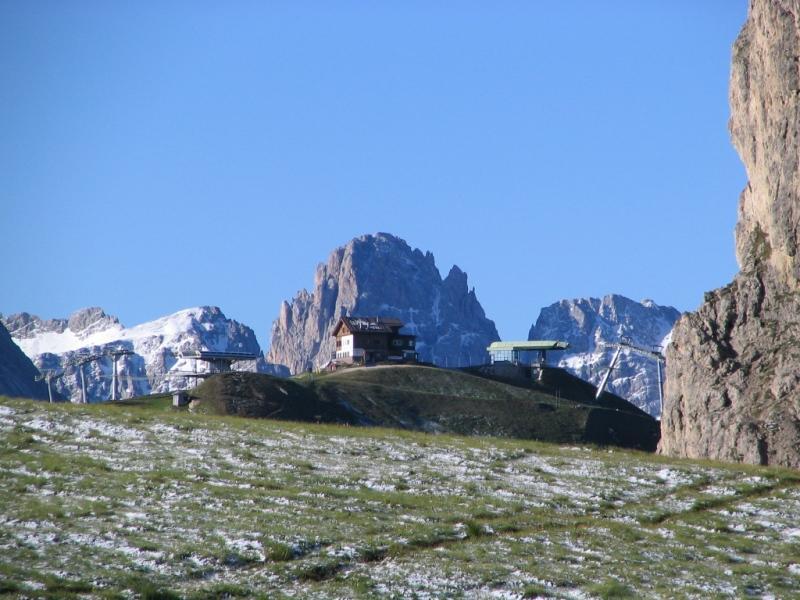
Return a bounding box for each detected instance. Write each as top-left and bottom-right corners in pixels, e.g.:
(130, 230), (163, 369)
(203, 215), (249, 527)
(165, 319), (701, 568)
(4, 306), (278, 404)
(0, 398), (799, 599)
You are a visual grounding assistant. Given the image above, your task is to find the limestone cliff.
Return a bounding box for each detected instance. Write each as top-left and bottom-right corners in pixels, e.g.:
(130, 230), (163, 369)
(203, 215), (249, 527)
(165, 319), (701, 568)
(266, 233), (500, 373)
(660, 0), (800, 467)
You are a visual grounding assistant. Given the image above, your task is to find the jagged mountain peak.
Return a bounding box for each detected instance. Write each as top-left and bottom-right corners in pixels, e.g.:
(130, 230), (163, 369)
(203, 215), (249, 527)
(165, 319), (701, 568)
(267, 233), (499, 373)
(66, 307), (120, 333)
(530, 294), (680, 417)
(444, 265), (468, 290)
(68, 308), (123, 342)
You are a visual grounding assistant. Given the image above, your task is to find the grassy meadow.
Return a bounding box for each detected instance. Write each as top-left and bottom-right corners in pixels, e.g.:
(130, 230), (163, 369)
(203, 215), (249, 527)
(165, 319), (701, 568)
(0, 397), (799, 599)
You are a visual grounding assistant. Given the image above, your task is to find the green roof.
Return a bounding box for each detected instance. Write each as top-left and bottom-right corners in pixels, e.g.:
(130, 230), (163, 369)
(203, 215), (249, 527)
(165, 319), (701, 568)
(487, 340), (570, 352)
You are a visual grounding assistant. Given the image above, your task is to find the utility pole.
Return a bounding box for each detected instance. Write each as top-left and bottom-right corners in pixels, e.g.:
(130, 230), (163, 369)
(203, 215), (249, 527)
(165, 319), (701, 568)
(80, 364), (87, 404)
(595, 346), (623, 400)
(656, 357), (664, 416)
(77, 354), (100, 404)
(108, 348), (134, 401)
(35, 371), (58, 403)
(596, 340), (665, 406)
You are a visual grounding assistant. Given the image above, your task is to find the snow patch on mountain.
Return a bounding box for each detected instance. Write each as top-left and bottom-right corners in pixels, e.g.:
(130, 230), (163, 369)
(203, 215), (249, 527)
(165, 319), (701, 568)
(529, 294), (680, 418)
(3, 307), (287, 403)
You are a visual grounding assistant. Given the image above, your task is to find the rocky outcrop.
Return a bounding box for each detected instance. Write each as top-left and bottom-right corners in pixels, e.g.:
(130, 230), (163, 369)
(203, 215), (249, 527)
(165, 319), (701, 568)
(0, 321), (49, 400)
(3, 306), (287, 403)
(529, 295), (679, 417)
(660, 0), (800, 468)
(266, 233), (500, 373)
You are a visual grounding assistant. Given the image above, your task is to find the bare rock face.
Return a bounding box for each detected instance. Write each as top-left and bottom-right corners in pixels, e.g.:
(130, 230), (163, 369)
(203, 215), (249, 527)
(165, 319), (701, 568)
(660, 0), (800, 468)
(730, 0), (800, 286)
(266, 233), (500, 373)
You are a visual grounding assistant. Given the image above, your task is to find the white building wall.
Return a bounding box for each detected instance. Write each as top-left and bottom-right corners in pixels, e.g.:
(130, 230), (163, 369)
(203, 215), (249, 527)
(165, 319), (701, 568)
(337, 335), (355, 359)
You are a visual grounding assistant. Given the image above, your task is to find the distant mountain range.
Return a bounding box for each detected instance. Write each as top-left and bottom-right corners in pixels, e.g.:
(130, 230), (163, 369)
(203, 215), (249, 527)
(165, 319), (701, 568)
(2, 234), (680, 416)
(2, 306), (286, 403)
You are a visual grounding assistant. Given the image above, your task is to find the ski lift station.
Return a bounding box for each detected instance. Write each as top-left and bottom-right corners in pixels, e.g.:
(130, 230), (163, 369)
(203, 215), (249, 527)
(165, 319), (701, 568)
(487, 340), (570, 366)
(178, 350), (259, 373)
(178, 350), (259, 388)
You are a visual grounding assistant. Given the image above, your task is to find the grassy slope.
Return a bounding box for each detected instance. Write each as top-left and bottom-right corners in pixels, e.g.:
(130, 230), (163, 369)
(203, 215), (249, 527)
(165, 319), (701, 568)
(0, 397), (799, 599)
(193, 366), (660, 451)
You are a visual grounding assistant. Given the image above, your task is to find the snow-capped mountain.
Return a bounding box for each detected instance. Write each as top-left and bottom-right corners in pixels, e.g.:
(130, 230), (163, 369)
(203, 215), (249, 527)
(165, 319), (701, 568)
(3, 306), (287, 403)
(529, 294), (680, 418)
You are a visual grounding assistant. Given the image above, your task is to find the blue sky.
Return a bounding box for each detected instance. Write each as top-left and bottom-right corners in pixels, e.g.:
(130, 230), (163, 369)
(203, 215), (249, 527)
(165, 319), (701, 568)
(1, 1), (747, 347)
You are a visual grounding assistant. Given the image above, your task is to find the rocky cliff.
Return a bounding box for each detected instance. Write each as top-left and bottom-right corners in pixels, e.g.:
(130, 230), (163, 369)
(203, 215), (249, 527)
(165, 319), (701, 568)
(3, 306), (286, 403)
(660, 0), (800, 467)
(266, 233), (500, 373)
(0, 321), (49, 400)
(529, 295), (679, 418)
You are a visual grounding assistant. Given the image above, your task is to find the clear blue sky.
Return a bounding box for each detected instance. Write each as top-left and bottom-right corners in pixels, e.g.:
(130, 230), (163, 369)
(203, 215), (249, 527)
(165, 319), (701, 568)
(1, 1), (747, 348)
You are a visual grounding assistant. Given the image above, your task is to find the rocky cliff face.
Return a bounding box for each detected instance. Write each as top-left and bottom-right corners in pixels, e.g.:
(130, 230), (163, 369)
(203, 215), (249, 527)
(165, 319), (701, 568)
(3, 306), (286, 403)
(529, 295), (679, 417)
(660, 0), (800, 467)
(0, 321), (50, 400)
(267, 233), (500, 373)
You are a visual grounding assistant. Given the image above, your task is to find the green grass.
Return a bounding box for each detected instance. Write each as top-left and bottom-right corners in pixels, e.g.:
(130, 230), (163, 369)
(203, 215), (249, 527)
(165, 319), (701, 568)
(588, 579), (636, 599)
(0, 396), (798, 598)
(190, 366), (659, 450)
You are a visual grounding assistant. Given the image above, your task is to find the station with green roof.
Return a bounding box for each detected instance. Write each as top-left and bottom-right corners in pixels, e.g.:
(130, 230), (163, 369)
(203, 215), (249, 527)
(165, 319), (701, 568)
(486, 340), (570, 366)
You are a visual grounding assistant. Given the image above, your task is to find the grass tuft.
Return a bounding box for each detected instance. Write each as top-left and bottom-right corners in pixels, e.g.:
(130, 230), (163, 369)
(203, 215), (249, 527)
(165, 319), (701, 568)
(588, 579), (635, 599)
(265, 541), (295, 562)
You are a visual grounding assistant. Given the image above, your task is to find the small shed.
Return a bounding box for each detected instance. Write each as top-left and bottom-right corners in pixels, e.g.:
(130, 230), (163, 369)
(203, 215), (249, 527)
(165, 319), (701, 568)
(172, 390), (191, 407)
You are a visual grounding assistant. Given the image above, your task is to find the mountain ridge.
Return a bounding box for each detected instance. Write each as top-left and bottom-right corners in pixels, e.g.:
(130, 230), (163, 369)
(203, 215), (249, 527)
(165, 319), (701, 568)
(0, 321), (50, 400)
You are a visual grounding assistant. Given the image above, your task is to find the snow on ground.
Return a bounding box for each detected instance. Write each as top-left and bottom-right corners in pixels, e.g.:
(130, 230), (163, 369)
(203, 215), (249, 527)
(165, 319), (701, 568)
(0, 398), (799, 598)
